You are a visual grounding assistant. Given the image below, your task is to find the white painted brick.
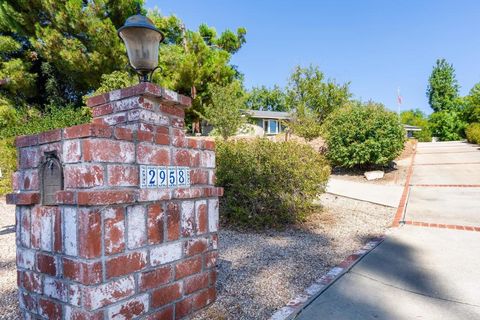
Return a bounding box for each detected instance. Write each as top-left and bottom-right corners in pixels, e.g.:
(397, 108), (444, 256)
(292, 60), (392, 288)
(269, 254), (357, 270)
(40, 211), (52, 251)
(181, 201), (195, 236)
(63, 140), (81, 163)
(63, 207), (78, 256)
(201, 151), (216, 168)
(84, 276), (135, 310)
(68, 284), (82, 307)
(19, 207), (31, 248)
(107, 293), (149, 319)
(208, 199), (219, 232)
(195, 200), (207, 231)
(150, 242), (182, 266)
(16, 248), (35, 270)
(44, 276), (67, 302)
(127, 206), (146, 249)
(109, 89), (121, 101)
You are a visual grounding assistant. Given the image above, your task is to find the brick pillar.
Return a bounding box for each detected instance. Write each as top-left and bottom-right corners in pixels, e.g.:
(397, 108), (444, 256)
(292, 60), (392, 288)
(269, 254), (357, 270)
(7, 83), (223, 320)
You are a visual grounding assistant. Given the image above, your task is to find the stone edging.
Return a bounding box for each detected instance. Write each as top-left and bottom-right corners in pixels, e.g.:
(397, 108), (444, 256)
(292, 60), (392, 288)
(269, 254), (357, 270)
(404, 220), (480, 231)
(269, 236), (385, 320)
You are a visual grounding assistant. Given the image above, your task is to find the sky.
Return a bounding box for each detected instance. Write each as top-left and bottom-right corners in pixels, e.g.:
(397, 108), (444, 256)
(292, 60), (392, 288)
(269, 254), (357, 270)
(146, 0), (480, 114)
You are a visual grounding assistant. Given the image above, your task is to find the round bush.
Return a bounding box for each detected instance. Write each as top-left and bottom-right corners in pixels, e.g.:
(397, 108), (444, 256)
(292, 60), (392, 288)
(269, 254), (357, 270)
(216, 139), (330, 228)
(323, 103), (405, 168)
(465, 123), (480, 144)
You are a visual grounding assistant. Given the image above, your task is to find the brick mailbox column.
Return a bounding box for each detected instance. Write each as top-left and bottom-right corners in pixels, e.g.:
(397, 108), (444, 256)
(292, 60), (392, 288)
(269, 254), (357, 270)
(7, 83), (223, 320)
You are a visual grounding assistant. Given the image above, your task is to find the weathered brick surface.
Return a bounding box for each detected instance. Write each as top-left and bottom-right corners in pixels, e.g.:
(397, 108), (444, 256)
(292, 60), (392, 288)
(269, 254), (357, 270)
(11, 84), (220, 319)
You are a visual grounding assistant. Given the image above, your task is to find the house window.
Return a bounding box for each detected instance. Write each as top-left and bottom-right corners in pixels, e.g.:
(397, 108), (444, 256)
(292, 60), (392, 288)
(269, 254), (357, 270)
(263, 119), (279, 134)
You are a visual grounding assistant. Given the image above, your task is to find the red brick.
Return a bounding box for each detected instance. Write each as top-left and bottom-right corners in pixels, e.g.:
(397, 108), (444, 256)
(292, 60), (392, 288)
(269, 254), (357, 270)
(63, 124), (112, 139)
(184, 238), (208, 257)
(83, 139), (134, 163)
(156, 126), (169, 135)
(205, 251), (218, 269)
(63, 140), (82, 163)
(184, 273), (209, 294)
(139, 189), (171, 202)
(21, 169), (39, 191)
(148, 204), (164, 244)
(6, 192), (40, 205)
(87, 93), (108, 107)
(155, 133), (170, 145)
(77, 190), (136, 206)
(104, 208), (125, 255)
(171, 118), (184, 128)
(56, 190), (76, 204)
(65, 307), (104, 320)
(196, 202), (208, 235)
(38, 298), (62, 320)
(16, 134), (38, 147)
(172, 129), (187, 147)
(107, 165), (139, 187)
(192, 288), (215, 311)
(114, 127), (133, 141)
(37, 253), (57, 276)
(96, 113), (127, 126)
(204, 187), (224, 197)
(175, 297), (193, 320)
(78, 209), (102, 258)
(107, 294), (149, 319)
(173, 188), (203, 199)
(146, 306), (174, 320)
(167, 202), (180, 241)
(209, 269), (218, 286)
(137, 143), (170, 165)
(19, 290), (37, 312)
(106, 251), (147, 279)
(63, 258), (102, 285)
(64, 164), (104, 188)
(83, 276), (136, 310)
(151, 282), (182, 308)
(175, 256), (202, 280)
(160, 104), (185, 117)
(19, 209), (31, 248)
(30, 206), (59, 251)
(187, 139), (198, 149)
(22, 270), (43, 294)
(190, 169), (208, 185)
(92, 103), (113, 117)
(173, 149), (191, 166)
(136, 130), (154, 142)
(39, 129), (62, 144)
(139, 266), (172, 291)
(204, 140), (215, 150)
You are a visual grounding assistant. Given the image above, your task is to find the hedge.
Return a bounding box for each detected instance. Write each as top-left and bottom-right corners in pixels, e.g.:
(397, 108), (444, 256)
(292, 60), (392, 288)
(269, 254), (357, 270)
(465, 123), (480, 144)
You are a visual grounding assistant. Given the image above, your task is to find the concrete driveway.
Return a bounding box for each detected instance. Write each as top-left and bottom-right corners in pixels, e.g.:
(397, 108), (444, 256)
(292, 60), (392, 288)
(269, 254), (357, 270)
(295, 141), (480, 320)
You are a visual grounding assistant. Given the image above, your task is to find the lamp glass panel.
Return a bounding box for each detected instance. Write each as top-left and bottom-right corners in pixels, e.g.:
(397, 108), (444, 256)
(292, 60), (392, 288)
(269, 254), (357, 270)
(119, 27), (161, 71)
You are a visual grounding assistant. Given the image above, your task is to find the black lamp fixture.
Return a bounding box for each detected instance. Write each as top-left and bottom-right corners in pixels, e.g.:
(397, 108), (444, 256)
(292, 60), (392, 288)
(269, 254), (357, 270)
(118, 12), (164, 82)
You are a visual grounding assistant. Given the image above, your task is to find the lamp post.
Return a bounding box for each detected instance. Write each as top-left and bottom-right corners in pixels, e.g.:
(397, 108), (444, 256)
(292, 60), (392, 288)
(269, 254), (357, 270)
(118, 14), (164, 82)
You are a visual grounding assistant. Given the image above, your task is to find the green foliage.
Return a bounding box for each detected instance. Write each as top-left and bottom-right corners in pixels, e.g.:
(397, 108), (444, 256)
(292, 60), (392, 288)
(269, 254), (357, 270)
(465, 123), (480, 144)
(463, 83), (480, 124)
(426, 59), (460, 112)
(0, 100), (91, 195)
(323, 102), (405, 168)
(94, 71), (137, 96)
(428, 110), (466, 141)
(245, 85), (287, 111)
(199, 81), (246, 140)
(286, 65), (351, 140)
(400, 109), (432, 142)
(216, 139), (330, 228)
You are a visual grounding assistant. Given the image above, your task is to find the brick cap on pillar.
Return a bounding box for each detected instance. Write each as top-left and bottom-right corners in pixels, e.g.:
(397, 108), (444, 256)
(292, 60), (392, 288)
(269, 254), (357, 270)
(86, 83), (192, 108)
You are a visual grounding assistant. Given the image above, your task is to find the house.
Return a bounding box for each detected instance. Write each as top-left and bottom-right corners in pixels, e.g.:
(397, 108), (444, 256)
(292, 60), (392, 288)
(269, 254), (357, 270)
(239, 110), (292, 137)
(403, 124), (422, 138)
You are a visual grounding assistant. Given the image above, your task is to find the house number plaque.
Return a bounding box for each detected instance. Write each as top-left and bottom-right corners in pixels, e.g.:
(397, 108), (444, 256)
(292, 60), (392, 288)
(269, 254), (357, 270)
(140, 166), (190, 188)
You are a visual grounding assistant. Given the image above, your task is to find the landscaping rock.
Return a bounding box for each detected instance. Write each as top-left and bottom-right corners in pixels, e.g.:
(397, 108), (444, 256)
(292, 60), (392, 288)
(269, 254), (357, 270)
(364, 170), (384, 181)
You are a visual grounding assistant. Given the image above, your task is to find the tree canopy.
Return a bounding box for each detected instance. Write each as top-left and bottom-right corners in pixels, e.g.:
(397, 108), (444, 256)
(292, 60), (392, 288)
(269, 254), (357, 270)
(426, 58), (460, 112)
(245, 85), (287, 112)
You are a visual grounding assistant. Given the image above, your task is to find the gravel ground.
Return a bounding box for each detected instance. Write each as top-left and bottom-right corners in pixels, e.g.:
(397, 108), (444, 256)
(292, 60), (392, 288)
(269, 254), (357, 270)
(0, 197), (18, 320)
(0, 194), (394, 320)
(194, 193), (395, 320)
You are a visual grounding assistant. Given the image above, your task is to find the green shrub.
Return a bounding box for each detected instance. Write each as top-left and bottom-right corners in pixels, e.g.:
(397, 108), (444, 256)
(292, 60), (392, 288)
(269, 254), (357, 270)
(465, 123), (480, 144)
(323, 102), (405, 168)
(216, 139), (330, 228)
(0, 103), (91, 195)
(428, 110), (466, 141)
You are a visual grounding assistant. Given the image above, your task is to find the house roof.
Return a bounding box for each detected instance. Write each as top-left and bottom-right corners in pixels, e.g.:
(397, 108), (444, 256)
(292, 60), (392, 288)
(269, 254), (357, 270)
(244, 110), (293, 120)
(403, 124), (422, 131)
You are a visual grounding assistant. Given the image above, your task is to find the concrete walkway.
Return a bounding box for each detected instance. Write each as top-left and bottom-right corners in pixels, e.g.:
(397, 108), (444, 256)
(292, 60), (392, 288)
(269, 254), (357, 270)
(326, 179), (403, 208)
(296, 141), (480, 320)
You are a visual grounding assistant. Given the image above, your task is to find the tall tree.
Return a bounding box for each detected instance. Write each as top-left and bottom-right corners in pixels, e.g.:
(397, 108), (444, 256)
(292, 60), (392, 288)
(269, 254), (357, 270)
(426, 58), (460, 112)
(463, 82), (480, 123)
(285, 65), (350, 140)
(245, 85), (287, 111)
(199, 81), (246, 140)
